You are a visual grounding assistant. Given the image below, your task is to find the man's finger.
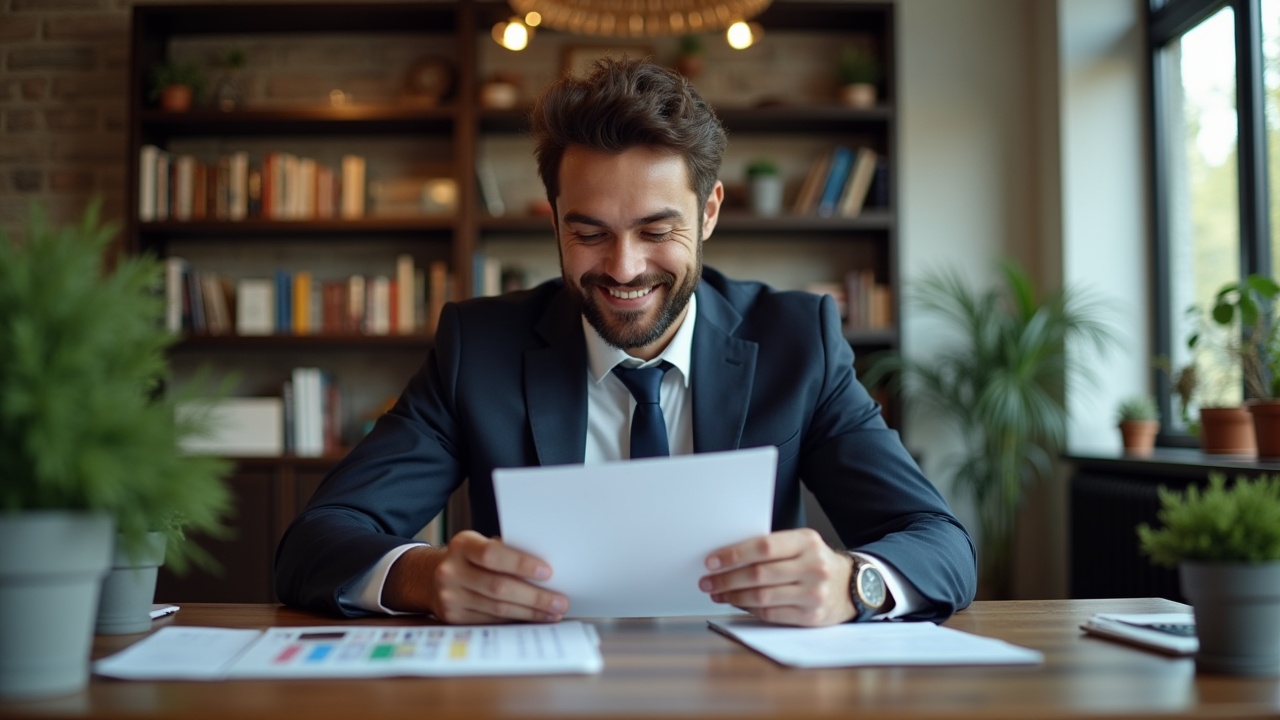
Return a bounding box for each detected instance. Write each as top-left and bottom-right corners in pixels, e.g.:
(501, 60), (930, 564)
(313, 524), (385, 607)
(705, 528), (817, 571)
(454, 531), (553, 581)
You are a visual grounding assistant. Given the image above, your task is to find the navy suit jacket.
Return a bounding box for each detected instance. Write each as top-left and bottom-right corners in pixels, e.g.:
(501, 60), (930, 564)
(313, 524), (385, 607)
(275, 267), (977, 620)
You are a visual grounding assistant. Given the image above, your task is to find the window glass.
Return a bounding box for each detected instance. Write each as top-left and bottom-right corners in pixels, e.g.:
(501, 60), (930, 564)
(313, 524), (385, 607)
(1164, 7), (1241, 415)
(1265, 0), (1279, 283)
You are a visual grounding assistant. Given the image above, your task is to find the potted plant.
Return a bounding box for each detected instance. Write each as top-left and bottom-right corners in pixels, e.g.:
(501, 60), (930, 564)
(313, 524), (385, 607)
(862, 261), (1114, 599)
(746, 158), (783, 217)
(674, 34), (705, 79)
(836, 44), (881, 108)
(1117, 395), (1160, 455)
(149, 59), (206, 112)
(1205, 274), (1280, 456)
(0, 201), (232, 698)
(1138, 473), (1280, 675)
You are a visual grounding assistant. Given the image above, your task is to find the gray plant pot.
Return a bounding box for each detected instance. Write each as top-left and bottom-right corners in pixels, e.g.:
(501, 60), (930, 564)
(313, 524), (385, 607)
(749, 175), (784, 217)
(95, 531), (167, 635)
(0, 511), (114, 699)
(1180, 560), (1280, 676)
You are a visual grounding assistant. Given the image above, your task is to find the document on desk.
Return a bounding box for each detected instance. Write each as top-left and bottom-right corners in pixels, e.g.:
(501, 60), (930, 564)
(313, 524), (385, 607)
(708, 618), (1044, 668)
(494, 446), (777, 618)
(1080, 612), (1197, 655)
(94, 622), (603, 680)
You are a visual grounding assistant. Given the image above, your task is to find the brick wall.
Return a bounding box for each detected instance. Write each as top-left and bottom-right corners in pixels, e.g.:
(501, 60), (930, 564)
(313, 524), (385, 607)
(1, 0), (132, 241)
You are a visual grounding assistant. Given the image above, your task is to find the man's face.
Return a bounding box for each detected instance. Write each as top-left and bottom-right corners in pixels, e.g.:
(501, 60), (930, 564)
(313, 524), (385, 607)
(555, 145), (722, 360)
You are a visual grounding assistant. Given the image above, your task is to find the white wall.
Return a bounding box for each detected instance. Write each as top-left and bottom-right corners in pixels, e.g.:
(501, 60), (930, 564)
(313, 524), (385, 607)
(894, 0), (1149, 597)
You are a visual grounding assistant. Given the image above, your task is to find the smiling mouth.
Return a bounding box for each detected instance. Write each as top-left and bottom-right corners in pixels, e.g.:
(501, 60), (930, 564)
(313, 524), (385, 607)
(606, 286), (654, 300)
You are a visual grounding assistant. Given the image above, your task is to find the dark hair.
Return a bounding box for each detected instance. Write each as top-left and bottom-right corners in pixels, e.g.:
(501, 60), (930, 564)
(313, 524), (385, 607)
(529, 57), (727, 212)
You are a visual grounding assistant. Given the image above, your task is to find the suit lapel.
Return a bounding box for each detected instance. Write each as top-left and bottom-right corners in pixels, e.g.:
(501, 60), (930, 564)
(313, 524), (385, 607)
(691, 284), (757, 453)
(525, 289), (589, 466)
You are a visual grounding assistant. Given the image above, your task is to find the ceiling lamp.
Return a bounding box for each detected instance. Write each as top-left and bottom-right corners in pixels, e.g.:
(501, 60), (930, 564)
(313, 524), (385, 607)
(492, 15), (536, 51)
(508, 0), (772, 38)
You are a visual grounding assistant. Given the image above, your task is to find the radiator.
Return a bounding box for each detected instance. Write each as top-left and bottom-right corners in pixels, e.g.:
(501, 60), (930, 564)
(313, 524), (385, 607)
(1069, 471), (1191, 602)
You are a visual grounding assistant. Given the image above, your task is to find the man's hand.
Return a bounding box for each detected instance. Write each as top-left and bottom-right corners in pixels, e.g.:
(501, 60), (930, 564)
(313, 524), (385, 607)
(699, 528), (855, 627)
(381, 530), (568, 624)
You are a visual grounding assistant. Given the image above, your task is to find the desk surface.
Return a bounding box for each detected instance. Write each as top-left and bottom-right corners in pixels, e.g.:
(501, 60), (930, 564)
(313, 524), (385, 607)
(5, 598), (1279, 720)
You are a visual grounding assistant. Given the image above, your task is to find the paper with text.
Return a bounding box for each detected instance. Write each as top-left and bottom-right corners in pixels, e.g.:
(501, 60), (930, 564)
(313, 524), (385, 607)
(494, 446), (777, 618)
(708, 617), (1044, 667)
(94, 622), (602, 680)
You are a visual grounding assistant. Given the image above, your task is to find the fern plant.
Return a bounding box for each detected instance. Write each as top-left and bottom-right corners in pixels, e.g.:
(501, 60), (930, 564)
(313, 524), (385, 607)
(0, 201), (232, 572)
(1138, 474), (1280, 567)
(862, 260), (1115, 597)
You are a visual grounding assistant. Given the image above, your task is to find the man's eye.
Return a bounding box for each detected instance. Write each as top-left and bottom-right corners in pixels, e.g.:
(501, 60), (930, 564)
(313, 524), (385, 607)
(644, 231), (674, 241)
(575, 231), (604, 241)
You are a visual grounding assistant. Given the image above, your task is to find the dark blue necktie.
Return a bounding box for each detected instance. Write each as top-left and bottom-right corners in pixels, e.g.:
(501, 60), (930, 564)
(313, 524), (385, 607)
(612, 362), (672, 459)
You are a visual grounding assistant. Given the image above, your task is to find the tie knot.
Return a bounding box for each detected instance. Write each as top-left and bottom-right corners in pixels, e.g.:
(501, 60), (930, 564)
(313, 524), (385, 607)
(612, 362), (671, 405)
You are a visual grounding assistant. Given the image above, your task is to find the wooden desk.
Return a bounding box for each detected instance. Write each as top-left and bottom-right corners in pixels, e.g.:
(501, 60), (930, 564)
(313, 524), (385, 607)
(4, 598), (1279, 720)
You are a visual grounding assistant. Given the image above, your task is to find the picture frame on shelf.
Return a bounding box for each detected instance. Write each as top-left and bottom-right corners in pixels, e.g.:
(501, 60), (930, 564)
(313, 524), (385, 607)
(562, 44), (655, 78)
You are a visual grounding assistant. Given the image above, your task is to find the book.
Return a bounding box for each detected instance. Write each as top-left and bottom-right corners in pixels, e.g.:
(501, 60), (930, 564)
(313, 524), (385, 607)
(837, 147), (878, 217)
(792, 151), (831, 215)
(396, 254), (416, 334)
(340, 154), (366, 219)
(476, 157), (505, 216)
(427, 260), (449, 335)
(138, 144), (159, 221)
(292, 270), (312, 335)
(164, 257), (190, 333)
(1080, 613), (1197, 656)
(235, 278), (275, 336)
(274, 269), (292, 334)
(177, 397), (285, 457)
(816, 146), (853, 218)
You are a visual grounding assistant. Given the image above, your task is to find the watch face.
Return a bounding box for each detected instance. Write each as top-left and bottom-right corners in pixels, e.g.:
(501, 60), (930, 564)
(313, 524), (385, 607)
(857, 565), (887, 608)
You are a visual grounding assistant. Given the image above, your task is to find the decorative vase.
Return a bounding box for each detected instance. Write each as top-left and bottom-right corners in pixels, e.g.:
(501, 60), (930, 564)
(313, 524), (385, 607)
(0, 512), (114, 699)
(1119, 419), (1159, 456)
(839, 82), (876, 108)
(159, 84), (193, 112)
(1198, 406), (1256, 455)
(748, 174), (784, 217)
(1181, 561), (1280, 676)
(95, 531), (167, 635)
(1246, 400), (1280, 459)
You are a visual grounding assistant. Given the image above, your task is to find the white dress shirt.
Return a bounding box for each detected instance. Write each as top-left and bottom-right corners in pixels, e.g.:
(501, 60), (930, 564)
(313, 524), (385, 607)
(340, 293), (921, 619)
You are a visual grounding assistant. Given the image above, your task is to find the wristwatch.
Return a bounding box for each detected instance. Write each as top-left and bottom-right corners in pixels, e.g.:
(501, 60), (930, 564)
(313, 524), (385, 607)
(849, 555), (894, 622)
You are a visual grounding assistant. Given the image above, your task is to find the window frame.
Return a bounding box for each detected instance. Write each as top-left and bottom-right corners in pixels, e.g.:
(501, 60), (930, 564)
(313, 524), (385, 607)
(1149, 0), (1274, 446)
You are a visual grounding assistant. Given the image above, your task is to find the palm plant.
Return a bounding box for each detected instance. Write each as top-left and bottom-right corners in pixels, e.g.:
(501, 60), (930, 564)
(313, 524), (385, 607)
(863, 261), (1115, 598)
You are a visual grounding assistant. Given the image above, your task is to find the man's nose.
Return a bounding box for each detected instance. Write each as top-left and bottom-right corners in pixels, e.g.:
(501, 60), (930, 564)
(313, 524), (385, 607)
(602, 236), (646, 283)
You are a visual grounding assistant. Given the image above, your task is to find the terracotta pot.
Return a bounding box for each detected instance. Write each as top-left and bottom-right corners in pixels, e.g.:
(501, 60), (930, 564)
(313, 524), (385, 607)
(1199, 406), (1256, 455)
(159, 85), (193, 112)
(1246, 400), (1280, 458)
(1118, 419), (1159, 456)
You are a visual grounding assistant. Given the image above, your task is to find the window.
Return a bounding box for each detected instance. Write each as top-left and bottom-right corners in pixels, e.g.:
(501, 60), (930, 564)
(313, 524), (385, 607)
(1150, 0), (1276, 441)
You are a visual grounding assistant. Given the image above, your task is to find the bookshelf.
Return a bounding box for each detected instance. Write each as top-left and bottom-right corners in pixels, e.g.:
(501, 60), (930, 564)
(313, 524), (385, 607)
(130, 1), (900, 602)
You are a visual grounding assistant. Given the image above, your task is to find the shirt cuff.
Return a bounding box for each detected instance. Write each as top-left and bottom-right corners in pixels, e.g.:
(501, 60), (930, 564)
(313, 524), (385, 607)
(337, 542), (429, 616)
(848, 550), (926, 620)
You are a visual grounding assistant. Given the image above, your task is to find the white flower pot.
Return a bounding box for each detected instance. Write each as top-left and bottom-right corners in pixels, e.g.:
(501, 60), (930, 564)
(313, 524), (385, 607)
(96, 531), (167, 635)
(0, 512), (114, 699)
(749, 175), (784, 217)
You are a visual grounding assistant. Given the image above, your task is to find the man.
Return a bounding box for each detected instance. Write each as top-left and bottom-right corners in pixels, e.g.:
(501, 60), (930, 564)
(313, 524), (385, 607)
(276, 58), (976, 626)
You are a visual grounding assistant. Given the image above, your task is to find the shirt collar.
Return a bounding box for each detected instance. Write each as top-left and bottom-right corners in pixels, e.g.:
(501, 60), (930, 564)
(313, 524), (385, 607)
(583, 292), (696, 387)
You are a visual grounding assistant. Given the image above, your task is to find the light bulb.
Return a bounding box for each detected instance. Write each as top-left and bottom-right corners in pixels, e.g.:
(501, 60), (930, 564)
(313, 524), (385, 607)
(492, 17), (532, 51)
(726, 20), (760, 50)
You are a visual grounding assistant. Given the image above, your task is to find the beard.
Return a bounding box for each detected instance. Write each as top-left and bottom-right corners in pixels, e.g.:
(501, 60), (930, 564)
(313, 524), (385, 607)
(571, 241), (702, 352)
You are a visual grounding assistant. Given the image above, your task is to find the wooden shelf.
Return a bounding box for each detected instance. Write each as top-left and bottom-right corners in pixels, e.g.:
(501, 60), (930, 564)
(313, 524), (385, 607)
(138, 105), (455, 136)
(477, 210), (893, 235)
(139, 217), (456, 239)
(480, 104), (892, 135)
(173, 333), (434, 350)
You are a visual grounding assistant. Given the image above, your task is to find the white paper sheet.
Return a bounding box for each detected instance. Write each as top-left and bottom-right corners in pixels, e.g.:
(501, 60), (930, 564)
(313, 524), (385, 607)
(95, 622), (603, 680)
(708, 617), (1045, 667)
(493, 446), (777, 618)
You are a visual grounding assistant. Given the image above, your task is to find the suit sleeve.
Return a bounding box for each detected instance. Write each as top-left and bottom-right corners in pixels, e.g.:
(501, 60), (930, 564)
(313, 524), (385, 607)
(274, 303), (468, 617)
(800, 294), (977, 621)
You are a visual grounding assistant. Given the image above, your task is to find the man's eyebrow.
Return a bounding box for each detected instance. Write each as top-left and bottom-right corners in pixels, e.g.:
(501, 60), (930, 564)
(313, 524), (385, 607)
(561, 209), (685, 228)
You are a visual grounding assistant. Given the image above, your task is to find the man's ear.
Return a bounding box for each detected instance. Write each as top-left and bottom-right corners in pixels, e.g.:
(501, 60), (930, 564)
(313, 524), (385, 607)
(701, 180), (725, 241)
